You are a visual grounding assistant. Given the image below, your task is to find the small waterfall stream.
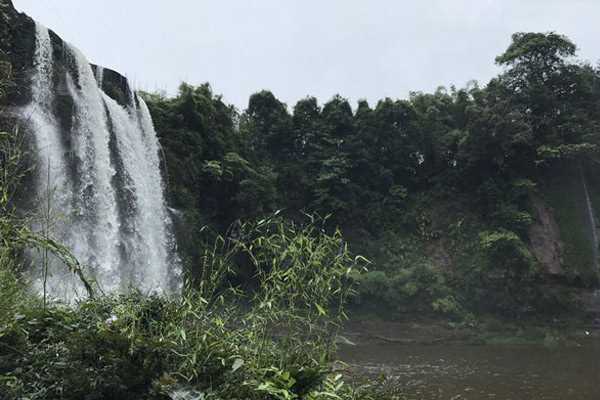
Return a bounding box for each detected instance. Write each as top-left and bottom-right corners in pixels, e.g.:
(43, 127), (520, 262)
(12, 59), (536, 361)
(25, 23), (179, 299)
(102, 93), (173, 293)
(581, 164), (599, 272)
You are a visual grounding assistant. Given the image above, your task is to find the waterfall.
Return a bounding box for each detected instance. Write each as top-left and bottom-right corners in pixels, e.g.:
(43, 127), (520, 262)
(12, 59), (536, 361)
(581, 164), (599, 272)
(25, 23), (179, 299)
(94, 65), (104, 88)
(67, 45), (123, 293)
(25, 23), (80, 298)
(26, 23), (71, 216)
(102, 93), (175, 293)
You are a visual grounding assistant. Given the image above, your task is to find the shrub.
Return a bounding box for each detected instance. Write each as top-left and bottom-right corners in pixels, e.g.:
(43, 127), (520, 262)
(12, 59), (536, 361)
(355, 262), (463, 317)
(0, 215), (367, 400)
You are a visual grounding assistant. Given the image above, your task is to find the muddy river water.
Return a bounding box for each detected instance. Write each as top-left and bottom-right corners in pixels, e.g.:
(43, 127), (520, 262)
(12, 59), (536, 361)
(338, 325), (600, 399)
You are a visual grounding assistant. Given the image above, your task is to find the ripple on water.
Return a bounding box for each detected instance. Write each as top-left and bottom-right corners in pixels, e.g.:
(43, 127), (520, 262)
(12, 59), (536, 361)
(339, 341), (600, 400)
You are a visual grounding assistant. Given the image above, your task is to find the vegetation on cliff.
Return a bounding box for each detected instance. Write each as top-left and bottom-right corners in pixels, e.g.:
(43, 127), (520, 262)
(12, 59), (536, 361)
(143, 32), (600, 317)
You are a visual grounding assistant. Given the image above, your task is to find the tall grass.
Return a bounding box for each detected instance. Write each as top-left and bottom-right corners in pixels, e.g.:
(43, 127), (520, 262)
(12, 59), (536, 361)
(0, 215), (372, 399)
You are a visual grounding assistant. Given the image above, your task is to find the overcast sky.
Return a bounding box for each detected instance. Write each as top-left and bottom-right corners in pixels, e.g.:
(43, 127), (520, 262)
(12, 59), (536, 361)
(13, 0), (600, 111)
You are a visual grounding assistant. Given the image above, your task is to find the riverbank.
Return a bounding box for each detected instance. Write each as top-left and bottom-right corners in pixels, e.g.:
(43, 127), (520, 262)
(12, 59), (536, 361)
(342, 311), (600, 347)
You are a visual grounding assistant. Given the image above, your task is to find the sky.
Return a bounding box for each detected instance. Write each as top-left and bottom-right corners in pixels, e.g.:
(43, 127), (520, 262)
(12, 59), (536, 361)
(12, 0), (600, 111)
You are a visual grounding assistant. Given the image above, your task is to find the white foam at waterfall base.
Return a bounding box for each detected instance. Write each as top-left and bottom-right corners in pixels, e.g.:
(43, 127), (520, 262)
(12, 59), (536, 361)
(25, 22), (179, 300)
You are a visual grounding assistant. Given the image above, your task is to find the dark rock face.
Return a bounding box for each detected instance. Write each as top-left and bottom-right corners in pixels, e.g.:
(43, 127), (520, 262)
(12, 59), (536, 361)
(529, 196), (564, 276)
(1, 0), (35, 106)
(0, 0), (35, 203)
(92, 65), (136, 108)
(0, 0), (133, 109)
(1, 0), (14, 10)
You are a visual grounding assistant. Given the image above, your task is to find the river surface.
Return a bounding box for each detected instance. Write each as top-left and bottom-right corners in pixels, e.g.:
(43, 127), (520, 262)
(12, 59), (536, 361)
(338, 326), (600, 399)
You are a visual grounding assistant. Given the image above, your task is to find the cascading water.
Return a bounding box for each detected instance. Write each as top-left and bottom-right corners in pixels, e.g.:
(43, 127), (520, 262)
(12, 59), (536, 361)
(25, 22), (79, 298)
(26, 24), (71, 219)
(102, 93), (174, 293)
(66, 45), (123, 293)
(24, 22), (179, 299)
(581, 164), (599, 272)
(94, 65), (104, 88)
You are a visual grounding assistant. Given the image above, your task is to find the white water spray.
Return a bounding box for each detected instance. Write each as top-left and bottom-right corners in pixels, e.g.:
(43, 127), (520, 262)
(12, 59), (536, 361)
(25, 23), (179, 299)
(26, 24), (71, 215)
(25, 23), (79, 298)
(94, 65), (104, 88)
(102, 93), (174, 292)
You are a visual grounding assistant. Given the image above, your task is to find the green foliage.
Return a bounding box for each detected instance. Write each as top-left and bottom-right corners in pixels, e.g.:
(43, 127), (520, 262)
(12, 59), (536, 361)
(200, 152), (278, 217)
(476, 229), (546, 314)
(349, 230), (463, 317)
(536, 143), (600, 164)
(495, 32), (576, 69)
(133, 31), (600, 317)
(141, 84), (246, 220)
(0, 215), (368, 400)
(355, 264), (461, 317)
(0, 256), (25, 334)
(479, 230), (535, 276)
(0, 60), (12, 103)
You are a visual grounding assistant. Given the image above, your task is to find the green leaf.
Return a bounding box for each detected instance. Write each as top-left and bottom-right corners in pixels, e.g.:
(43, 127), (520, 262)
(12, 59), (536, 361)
(232, 358), (244, 372)
(315, 303), (327, 316)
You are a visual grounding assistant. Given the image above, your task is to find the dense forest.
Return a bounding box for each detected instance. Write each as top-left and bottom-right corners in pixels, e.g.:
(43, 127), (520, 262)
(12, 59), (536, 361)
(145, 32), (600, 317)
(2, 0), (600, 393)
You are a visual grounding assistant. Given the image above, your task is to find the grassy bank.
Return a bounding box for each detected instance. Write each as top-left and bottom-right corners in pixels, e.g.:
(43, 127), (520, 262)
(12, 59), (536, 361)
(0, 215), (395, 400)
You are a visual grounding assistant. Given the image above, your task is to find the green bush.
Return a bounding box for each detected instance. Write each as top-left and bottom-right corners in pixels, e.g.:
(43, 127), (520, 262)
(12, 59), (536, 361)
(355, 262), (462, 317)
(0, 215), (369, 400)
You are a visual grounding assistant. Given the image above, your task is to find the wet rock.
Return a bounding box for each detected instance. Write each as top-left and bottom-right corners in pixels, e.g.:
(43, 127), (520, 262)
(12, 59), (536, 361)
(1, 0), (35, 106)
(92, 65), (136, 107)
(1, 0), (134, 110)
(529, 195), (564, 275)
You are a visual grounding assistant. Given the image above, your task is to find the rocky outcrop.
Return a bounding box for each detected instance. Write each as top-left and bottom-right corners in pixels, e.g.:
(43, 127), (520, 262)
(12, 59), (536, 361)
(0, 0), (133, 109)
(92, 65), (137, 108)
(0, 0), (35, 106)
(531, 161), (600, 284)
(529, 196), (564, 275)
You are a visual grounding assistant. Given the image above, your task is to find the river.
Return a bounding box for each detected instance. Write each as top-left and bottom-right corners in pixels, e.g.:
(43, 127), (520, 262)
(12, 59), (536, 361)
(338, 321), (600, 399)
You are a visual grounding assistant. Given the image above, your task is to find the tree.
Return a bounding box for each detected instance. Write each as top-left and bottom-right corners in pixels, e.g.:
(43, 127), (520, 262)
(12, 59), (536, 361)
(244, 90), (293, 163)
(310, 96), (356, 217)
(457, 79), (533, 185)
(495, 32), (581, 148)
(496, 32), (576, 80)
(282, 96), (322, 208)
